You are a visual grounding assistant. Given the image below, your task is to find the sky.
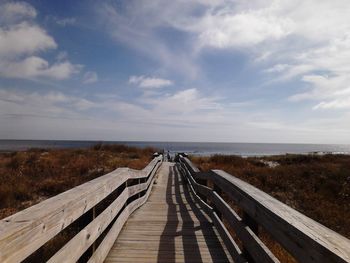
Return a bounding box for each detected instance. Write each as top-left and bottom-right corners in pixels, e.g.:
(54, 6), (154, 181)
(1, 0), (350, 143)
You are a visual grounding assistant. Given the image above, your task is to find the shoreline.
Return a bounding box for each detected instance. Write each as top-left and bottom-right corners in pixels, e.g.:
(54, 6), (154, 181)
(1, 140), (350, 156)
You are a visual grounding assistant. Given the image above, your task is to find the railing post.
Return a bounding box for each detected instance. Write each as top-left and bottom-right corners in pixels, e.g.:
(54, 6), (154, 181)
(242, 212), (259, 262)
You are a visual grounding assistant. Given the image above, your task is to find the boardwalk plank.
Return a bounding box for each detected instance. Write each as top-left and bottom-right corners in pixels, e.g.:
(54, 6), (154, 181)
(104, 162), (233, 263)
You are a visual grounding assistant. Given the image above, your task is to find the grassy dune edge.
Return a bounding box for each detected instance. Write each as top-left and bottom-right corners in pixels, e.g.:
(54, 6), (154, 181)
(191, 154), (350, 237)
(0, 144), (157, 219)
(190, 154), (350, 263)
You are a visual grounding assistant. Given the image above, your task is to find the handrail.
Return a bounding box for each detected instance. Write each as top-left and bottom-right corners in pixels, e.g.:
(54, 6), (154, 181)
(0, 155), (162, 263)
(178, 154), (350, 263)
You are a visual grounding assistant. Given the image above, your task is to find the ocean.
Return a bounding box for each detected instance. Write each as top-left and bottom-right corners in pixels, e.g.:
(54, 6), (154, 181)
(0, 140), (350, 156)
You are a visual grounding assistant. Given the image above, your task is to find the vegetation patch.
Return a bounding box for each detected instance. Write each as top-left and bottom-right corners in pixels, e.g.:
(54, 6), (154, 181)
(191, 154), (350, 262)
(0, 144), (157, 219)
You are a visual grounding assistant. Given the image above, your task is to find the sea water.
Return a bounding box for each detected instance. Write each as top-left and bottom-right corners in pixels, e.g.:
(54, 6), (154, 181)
(1, 140), (350, 156)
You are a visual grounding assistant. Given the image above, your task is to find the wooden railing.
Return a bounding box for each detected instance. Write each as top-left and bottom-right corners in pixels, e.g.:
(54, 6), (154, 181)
(0, 155), (162, 263)
(178, 154), (350, 263)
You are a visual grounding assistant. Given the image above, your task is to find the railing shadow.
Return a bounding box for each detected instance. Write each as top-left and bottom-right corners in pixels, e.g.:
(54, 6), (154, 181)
(157, 165), (178, 262)
(157, 164), (229, 263)
(177, 164), (230, 262)
(173, 164), (203, 262)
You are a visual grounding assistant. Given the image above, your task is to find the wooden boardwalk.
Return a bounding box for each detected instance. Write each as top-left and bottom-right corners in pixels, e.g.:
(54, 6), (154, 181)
(105, 162), (233, 263)
(2, 155), (350, 263)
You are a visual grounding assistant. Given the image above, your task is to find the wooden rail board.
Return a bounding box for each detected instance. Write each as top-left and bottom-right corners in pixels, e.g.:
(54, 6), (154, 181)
(0, 156), (162, 263)
(179, 155), (350, 263)
(104, 162), (233, 263)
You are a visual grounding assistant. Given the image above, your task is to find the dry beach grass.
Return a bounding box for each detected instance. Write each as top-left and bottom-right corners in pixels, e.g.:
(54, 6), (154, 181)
(0, 144), (158, 262)
(191, 154), (350, 262)
(0, 144), (157, 220)
(1, 148), (349, 262)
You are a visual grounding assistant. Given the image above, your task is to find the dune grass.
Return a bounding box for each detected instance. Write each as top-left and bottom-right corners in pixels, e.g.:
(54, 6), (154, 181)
(1, 149), (349, 262)
(0, 144), (157, 219)
(190, 154), (350, 262)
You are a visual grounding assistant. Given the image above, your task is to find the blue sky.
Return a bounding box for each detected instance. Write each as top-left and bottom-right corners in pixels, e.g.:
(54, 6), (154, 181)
(1, 0), (350, 143)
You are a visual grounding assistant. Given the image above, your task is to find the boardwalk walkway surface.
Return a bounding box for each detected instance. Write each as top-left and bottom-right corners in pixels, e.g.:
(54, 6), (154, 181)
(1, 156), (350, 263)
(105, 162), (233, 263)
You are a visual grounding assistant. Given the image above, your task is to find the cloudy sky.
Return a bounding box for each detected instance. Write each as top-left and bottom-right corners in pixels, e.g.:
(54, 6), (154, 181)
(1, 0), (350, 143)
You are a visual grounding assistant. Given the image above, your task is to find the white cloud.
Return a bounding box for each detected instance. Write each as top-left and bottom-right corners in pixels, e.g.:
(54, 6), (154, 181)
(289, 74), (350, 110)
(0, 2), (81, 80)
(140, 88), (219, 114)
(99, 0), (293, 52)
(264, 64), (290, 73)
(129, 75), (173, 88)
(0, 22), (56, 58)
(196, 9), (294, 49)
(56, 51), (68, 61)
(225, 0), (350, 111)
(313, 98), (350, 110)
(54, 17), (76, 26)
(98, 0), (350, 111)
(2, 86), (350, 143)
(0, 89), (96, 118)
(2, 1), (350, 142)
(284, 33), (350, 109)
(0, 86), (237, 141)
(83, 71), (98, 84)
(98, 2), (201, 78)
(0, 56), (82, 80)
(0, 2), (37, 23)
(39, 60), (82, 79)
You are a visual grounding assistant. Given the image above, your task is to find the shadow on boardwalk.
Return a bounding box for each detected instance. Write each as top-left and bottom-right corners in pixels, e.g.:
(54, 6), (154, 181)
(157, 164), (229, 263)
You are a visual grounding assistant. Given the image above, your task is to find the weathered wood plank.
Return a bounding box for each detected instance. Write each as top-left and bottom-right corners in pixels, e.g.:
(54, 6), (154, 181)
(182, 162), (271, 263)
(88, 168), (157, 263)
(211, 169), (350, 263)
(104, 162), (234, 263)
(50, 159), (161, 263)
(180, 162), (247, 263)
(89, 204), (130, 263)
(48, 189), (129, 263)
(178, 155), (350, 263)
(0, 169), (128, 263)
(211, 212), (247, 263)
(210, 191), (279, 263)
(0, 156), (162, 263)
(181, 157), (200, 174)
